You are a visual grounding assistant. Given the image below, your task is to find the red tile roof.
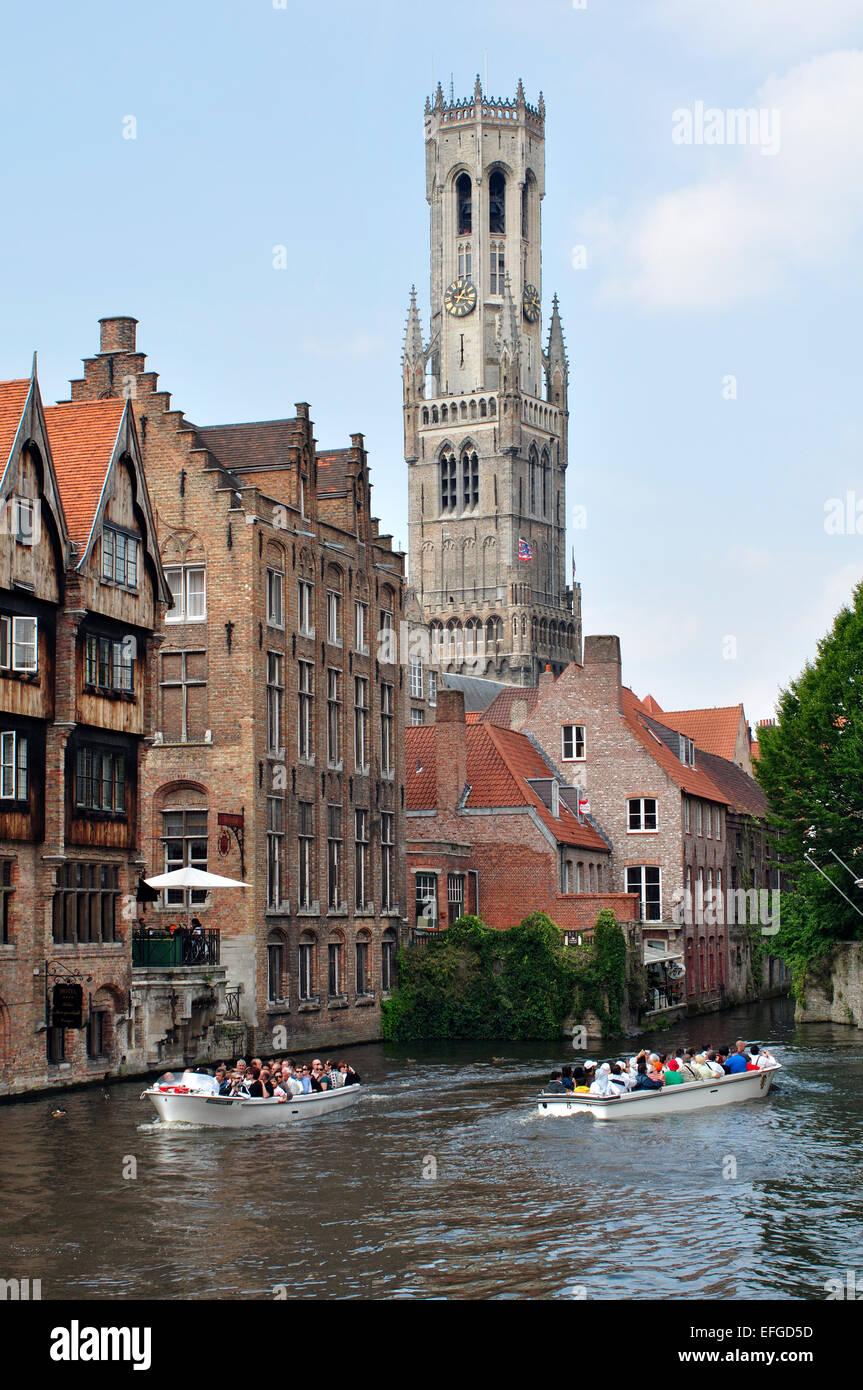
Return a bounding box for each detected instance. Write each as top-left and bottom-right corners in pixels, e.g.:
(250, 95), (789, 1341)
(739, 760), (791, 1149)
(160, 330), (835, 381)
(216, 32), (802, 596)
(0, 379), (32, 475)
(649, 704), (745, 762)
(43, 399), (126, 549)
(406, 721), (609, 850)
(480, 684), (543, 729)
(621, 687), (727, 803)
(465, 711), (482, 723)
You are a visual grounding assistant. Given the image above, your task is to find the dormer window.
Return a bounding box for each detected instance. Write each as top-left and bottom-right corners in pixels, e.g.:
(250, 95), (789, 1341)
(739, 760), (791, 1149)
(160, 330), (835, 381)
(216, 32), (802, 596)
(679, 734), (695, 767)
(102, 526), (138, 588)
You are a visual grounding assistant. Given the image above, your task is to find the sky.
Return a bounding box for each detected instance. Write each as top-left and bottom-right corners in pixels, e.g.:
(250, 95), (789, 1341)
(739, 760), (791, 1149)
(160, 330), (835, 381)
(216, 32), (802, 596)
(1, 0), (861, 726)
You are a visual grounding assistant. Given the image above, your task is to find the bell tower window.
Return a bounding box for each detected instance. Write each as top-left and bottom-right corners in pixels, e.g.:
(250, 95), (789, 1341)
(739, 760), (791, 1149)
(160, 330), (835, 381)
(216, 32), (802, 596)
(440, 453), (457, 513)
(489, 170), (506, 234)
(457, 242), (472, 280)
(456, 174), (472, 235)
(461, 451), (479, 509)
(489, 242), (506, 295)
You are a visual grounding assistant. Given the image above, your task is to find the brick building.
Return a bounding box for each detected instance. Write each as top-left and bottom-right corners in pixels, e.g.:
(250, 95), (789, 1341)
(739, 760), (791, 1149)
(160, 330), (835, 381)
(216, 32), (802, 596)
(65, 317), (408, 1060)
(405, 688), (636, 938)
(0, 367), (169, 1095)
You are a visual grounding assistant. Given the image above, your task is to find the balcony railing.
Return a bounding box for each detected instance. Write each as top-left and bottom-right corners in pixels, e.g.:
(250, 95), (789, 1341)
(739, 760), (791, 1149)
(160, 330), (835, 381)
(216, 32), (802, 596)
(132, 928), (220, 968)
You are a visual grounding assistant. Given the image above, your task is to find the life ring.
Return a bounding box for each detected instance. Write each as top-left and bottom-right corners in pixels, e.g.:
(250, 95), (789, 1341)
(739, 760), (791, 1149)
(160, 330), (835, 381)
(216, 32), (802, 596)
(668, 963), (686, 980)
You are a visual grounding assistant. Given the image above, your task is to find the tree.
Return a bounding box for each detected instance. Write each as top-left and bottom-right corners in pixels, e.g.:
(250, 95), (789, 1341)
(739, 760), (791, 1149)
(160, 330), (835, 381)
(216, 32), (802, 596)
(755, 579), (863, 975)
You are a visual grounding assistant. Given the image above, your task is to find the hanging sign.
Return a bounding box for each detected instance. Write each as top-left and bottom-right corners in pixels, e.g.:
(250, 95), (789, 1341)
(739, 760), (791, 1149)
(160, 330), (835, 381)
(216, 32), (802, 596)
(52, 982), (84, 1029)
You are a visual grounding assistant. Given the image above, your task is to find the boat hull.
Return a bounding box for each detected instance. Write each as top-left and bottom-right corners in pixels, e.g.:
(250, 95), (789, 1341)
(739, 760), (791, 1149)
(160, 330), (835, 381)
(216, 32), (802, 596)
(144, 1085), (361, 1128)
(537, 1064), (781, 1121)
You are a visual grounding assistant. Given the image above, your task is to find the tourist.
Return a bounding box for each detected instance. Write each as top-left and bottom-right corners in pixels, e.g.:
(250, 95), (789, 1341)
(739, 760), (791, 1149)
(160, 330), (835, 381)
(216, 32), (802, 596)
(340, 1062), (361, 1087)
(663, 1059), (685, 1086)
(725, 1045), (749, 1075)
(309, 1059), (329, 1092)
(704, 1051), (725, 1077)
(560, 1064), (575, 1093)
(692, 1053), (714, 1080)
(299, 1066), (313, 1094)
(752, 1045), (775, 1069)
(633, 1059), (662, 1091)
(647, 1053), (665, 1085)
(545, 1069), (566, 1093)
(572, 1065), (589, 1093)
(607, 1063), (629, 1095)
(589, 1062), (614, 1096)
(325, 1059), (344, 1088)
(280, 1062), (303, 1096)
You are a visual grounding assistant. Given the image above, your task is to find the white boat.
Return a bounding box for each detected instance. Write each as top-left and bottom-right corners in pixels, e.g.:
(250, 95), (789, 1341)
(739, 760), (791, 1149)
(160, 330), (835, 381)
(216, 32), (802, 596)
(537, 1063), (782, 1121)
(141, 1070), (361, 1128)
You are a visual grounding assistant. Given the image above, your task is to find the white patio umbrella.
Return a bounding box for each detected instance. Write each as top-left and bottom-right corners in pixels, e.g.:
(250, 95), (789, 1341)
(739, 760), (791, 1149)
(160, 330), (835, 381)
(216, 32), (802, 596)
(144, 866), (251, 932)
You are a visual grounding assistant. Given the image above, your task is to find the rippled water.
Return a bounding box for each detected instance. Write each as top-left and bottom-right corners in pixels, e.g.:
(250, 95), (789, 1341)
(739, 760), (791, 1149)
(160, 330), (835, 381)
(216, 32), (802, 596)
(2, 997), (862, 1300)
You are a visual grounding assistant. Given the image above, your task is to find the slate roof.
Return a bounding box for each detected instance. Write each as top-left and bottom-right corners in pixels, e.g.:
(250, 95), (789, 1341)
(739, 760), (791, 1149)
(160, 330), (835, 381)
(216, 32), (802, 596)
(695, 749), (768, 817)
(440, 671), (513, 713)
(197, 419), (300, 475)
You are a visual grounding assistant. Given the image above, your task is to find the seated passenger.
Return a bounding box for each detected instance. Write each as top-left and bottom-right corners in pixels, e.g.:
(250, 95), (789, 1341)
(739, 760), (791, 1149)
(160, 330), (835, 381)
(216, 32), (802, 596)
(704, 1051), (725, 1077)
(725, 1045), (749, 1074)
(572, 1065), (590, 1093)
(633, 1059), (663, 1091)
(545, 1069), (566, 1093)
(339, 1063), (361, 1087)
(607, 1063), (629, 1094)
(663, 1059), (685, 1085)
(647, 1053), (665, 1085)
(752, 1045), (775, 1069)
(589, 1062), (614, 1096)
(692, 1053), (714, 1080)
(560, 1065), (575, 1092)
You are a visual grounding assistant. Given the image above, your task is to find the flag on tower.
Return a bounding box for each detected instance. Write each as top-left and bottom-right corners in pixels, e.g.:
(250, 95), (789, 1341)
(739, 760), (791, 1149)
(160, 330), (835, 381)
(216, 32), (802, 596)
(518, 537), (533, 561)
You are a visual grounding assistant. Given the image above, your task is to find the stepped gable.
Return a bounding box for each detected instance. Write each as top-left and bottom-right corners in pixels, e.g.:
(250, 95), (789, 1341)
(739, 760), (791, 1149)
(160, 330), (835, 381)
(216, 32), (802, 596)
(406, 720), (608, 851)
(316, 449), (353, 499)
(621, 687), (727, 803)
(42, 398), (126, 549)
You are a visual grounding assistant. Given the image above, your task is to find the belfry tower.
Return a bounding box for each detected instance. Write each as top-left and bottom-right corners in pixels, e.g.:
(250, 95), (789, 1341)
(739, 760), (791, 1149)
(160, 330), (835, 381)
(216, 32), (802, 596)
(404, 78), (581, 685)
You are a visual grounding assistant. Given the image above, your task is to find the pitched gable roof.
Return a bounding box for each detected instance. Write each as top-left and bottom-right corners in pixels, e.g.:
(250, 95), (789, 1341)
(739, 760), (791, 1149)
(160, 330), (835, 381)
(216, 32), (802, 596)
(406, 720), (609, 851)
(42, 399), (126, 550)
(480, 683), (543, 729)
(648, 704), (746, 763)
(197, 419), (301, 476)
(695, 749), (768, 818)
(620, 687), (727, 803)
(316, 449), (353, 498)
(0, 379), (33, 480)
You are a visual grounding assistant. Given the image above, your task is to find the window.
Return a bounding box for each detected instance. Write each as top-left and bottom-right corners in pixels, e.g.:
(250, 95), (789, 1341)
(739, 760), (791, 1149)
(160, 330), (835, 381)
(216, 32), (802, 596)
(165, 565), (205, 622)
(85, 634), (133, 693)
(379, 608), (396, 664)
(298, 580), (314, 637)
(447, 873), (465, 926)
(440, 452), (457, 512)
(161, 651), (207, 742)
(410, 708), (425, 725)
(298, 936), (315, 1001)
(679, 734), (695, 767)
(355, 932), (371, 996)
(626, 866), (662, 921)
(328, 937), (343, 997)
(456, 172), (472, 235)
(381, 812), (394, 911)
(380, 683), (394, 775)
(355, 808), (369, 909)
(298, 801), (314, 909)
(326, 589), (342, 645)
(461, 450), (479, 508)
(10, 495), (36, 544)
(696, 802), (703, 836)
(0, 731), (28, 800)
(75, 747), (126, 813)
(86, 1007), (107, 1060)
(1, 860), (13, 943)
(327, 804), (342, 910)
(489, 170), (506, 234)
(489, 241), (506, 293)
(0, 615), (37, 673)
(327, 669), (342, 766)
(51, 862), (120, 944)
(415, 873), (438, 927)
(410, 656), (423, 699)
(267, 795), (285, 909)
(354, 600), (368, 654)
(706, 805), (712, 838)
(267, 568), (285, 628)
(428, 670), (437, 706)
(457, 240), (472, 280)
(628, 798), (658, 832)
(267, 933), (287, 1003)
(162, 809), (208, 906)
(46, 1026), (66, 1064)
(102, 527), (138, 587)
(298, 660), (313, 760)
(714, 807), (722, 840)
(382, 930), (396, 993)
(354, 677), (369, 770)
(267, 652), (284, 754)
(683, 797), (691, 833)
(562, 725), (585, 761)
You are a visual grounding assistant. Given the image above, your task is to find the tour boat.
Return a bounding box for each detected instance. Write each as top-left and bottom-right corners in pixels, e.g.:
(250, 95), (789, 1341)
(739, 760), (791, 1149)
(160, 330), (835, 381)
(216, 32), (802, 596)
(141, 1070), (361, 1128)
(536, 1063), (782, 1121)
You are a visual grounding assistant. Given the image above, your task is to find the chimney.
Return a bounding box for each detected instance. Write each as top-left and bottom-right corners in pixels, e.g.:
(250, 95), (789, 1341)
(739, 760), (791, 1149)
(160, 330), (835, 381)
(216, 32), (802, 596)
(435, 689), (467, 812)
(99, 317), (138, 354)
(538, 663), (555, 692)
(583, 634), (622, 711)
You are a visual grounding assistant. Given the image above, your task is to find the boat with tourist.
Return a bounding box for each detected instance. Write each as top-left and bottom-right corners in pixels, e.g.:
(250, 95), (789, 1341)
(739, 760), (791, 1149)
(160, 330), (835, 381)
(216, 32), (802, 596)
(142, 1070), (361, 1128)
(537, 1061), (781, 1121)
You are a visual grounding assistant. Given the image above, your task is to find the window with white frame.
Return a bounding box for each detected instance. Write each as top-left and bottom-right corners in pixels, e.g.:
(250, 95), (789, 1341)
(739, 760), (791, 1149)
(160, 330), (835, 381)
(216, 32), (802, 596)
(628, 797), (658, 832)
(10, 495), (36, 544)
(0, 615), (37, 673)
(354, 676), (369, 770)
(327, 669), (341, 766)
(379, 606), (396, 663)
(714, 807), (722, 840)
(102, 527), (138, 588)
(428, 670), (437, 706)
(0, 731), (28, 801)
(298, 660), (313, 760)
(706, 805), (712, 838)
(298, 937), (315, 1000)
(679, 734), (695, 767)
(415, 873), (438, 927)
(626, 865), (662, 921)
(165, 565), (205, 622)
(447, 873), (465, 925)
(696, 801), (703, 836)
(355, 808), (369, 910)
(354, 600), (368, 654)
(267, 568), (285, 628)
(381, 812), (394, 911)
(410, 655), (423, 699)
(326, 589), (342, 645)
(162, 809), (208, 905)
(380, 682), (394, 774)
(683, 797), (691, 833)
(410, 708), (425, 725)
(562, 724), (585, 761)
(298, 580), (314, 637)
(267, 652), (284, 754)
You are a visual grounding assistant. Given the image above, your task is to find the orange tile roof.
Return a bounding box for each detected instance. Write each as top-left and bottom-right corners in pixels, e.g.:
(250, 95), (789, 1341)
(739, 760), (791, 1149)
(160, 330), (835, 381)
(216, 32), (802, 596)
(621, 687), (727, 803)
(406, 721), (609, 850)
(43, 399), (126, 550)
(0, 379), (32, 476)
(650, 704), (745, 762)
(465, 711), (482, 723)
(480, 684), (543, 729)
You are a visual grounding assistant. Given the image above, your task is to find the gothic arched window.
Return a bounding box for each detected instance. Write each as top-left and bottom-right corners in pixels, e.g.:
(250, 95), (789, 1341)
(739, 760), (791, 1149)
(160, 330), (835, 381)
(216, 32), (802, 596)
(528, 446), (538, 514)
(456, 173), (472, 235)
(461, 450), (478, 508)
(541, 448), (550, 516)
(489, 169), (506, 234)
(440, 452), (457, 513)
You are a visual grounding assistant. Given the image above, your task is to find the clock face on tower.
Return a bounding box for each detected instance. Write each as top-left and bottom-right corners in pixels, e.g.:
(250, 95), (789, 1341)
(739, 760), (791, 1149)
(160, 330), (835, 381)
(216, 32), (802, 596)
(522, 284), (541, 323)
(444, 276), (478, 317)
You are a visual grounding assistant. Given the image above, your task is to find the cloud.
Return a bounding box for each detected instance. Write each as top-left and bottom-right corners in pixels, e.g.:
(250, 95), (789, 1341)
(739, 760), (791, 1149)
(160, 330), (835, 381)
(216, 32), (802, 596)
(652, 0), (863, 59)
(586, 50), (863, 311)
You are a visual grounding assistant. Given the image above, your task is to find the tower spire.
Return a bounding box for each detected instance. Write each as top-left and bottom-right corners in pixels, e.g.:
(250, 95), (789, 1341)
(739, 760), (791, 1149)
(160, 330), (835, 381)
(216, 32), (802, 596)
(546, 294), (568, 378)
(403, 286), (425, 368)
(497, 273), (521, 365)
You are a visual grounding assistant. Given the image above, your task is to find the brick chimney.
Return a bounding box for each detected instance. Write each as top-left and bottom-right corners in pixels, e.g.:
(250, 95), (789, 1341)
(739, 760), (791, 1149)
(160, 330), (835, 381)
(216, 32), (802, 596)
(435, 689), (467, 812)
(538, 663), (555, 692)
(583, 634), (622, 711)
(99, 317), (138, 353)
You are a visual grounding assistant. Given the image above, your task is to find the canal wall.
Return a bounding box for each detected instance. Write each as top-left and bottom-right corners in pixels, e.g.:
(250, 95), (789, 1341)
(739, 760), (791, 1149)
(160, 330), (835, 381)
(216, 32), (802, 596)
(796, 942), (863, 1029)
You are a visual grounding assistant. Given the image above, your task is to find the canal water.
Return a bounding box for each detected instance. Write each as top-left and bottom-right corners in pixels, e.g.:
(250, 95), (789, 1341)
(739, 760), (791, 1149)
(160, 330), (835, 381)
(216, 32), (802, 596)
(2, 997), (862, 1301)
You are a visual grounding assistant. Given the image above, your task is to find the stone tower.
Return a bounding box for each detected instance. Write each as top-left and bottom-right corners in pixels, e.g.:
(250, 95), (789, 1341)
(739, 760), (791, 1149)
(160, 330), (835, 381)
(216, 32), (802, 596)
(405, 78), (582, 685)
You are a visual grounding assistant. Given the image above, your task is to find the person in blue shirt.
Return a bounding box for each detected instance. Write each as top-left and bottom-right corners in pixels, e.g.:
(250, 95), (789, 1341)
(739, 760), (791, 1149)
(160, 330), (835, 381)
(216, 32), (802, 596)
(725, 1040), (749, 1074)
